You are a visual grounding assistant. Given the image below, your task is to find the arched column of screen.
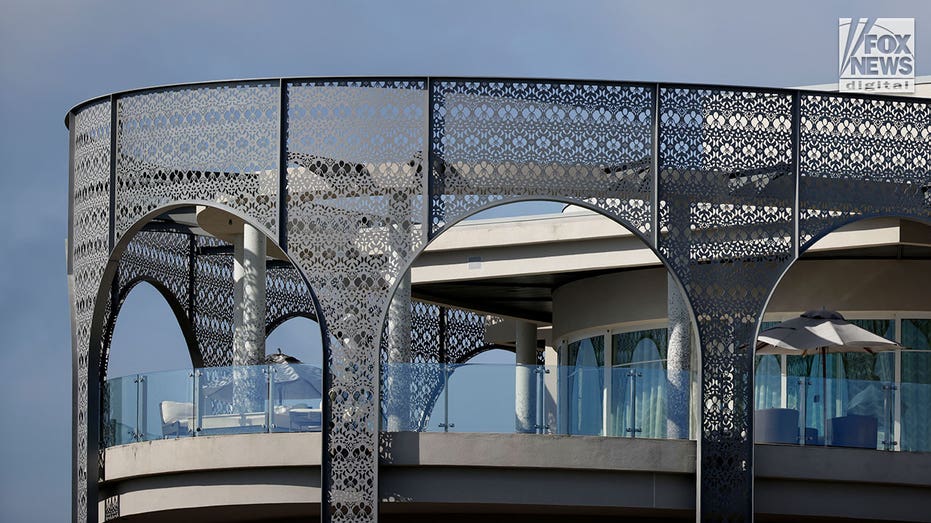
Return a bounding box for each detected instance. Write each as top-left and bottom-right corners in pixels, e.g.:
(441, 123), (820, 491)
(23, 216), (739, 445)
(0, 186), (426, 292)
(78, 201), (328, 523)
(657, 87), (795, 521)
(68, 100), (111, 523)
(425, 79), (703, 517)
(285, 79), (428, 523)
(77, 81), (310, 513)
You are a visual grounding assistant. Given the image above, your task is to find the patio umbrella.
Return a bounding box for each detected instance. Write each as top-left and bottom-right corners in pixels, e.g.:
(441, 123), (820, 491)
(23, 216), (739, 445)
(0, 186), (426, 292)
(264, 351), (324, 404)
(265, 348), (301, 365)
(270, 363), (324, 404)
(205, 351), (323, 404)
(755, 309), (900, 439)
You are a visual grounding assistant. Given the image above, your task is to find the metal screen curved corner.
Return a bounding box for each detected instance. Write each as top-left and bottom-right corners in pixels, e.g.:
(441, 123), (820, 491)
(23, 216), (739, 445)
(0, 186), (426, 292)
(67, 77), (931, 523)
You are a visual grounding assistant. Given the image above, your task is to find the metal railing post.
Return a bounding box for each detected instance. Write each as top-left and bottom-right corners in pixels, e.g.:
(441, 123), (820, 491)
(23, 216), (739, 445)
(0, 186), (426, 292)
(535, 366), (549, 434)
(266, 365), (274, 432)
(194, 370), (204, 435)
(882, 383), (897, 450)
(132, 375), (140, 442)
(626, 369), (641, 438)
(443, 365), (451, 432)
(134, 374), (147, 442)
(190, 370), (197, 437)
(798, 378), (807, 446)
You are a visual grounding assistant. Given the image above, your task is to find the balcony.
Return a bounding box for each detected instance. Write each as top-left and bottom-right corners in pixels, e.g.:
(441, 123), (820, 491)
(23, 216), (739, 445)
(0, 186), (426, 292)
(103, 365), (323, 447)
(104, 350), (931, 452)
(753, 349), (931, 452)
(100, 356), (931, 521)
(380, 361), (693, 439)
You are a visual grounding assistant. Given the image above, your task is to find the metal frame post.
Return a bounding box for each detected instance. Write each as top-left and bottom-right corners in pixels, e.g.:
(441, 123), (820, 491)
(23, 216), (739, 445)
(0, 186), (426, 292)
(791, 91), (801, 260)
(424, 77), (435, 244)
(278, 79), (289, 252)
(651, 83), (661, 248)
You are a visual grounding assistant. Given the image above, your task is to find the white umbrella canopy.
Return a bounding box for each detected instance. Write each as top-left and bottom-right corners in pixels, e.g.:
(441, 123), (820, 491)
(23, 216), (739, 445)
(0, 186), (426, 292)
(755, 309), (899, 444)
(204, 351), (324, 405)
(756, 310), (900, 355)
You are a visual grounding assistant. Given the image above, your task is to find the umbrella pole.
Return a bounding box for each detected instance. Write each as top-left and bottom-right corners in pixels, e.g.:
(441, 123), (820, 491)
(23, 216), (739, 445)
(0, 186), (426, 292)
(821, 347), (828, 446)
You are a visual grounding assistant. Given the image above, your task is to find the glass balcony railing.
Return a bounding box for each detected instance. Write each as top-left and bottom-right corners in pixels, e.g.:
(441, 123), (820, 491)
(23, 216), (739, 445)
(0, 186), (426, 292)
(103, 364), (324, 448)
(106, 356), (927, 452)
(380, 361), (693, 440)
(754, 350), (931, 452)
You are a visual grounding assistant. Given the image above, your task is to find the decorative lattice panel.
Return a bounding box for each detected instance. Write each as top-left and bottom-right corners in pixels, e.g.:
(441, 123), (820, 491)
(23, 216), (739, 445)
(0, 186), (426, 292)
(444, 306), (497, 363)
(191, 236), (236, 367)
(658, 87), (795, 522)
(103, 228), (196, 372)
(799, 94), (931, 248)
(430, 80), (655, 239)
(286, 80), (428, 522)
(115, 83), (280, 242)
(70, 99), (111, 523)
(266, 261), (318, 333)
(104, 231), (319, 372)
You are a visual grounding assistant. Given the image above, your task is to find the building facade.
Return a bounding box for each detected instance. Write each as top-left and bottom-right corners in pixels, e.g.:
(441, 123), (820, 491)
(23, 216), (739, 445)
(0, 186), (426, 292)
(67, 77), (931, 522)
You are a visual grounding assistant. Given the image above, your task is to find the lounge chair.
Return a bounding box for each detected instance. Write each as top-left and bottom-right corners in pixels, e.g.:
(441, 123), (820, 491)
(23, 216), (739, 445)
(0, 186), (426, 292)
(754, 408), (799, 444)
(160, 400), (194, 438)
(828, 414), (878, 449)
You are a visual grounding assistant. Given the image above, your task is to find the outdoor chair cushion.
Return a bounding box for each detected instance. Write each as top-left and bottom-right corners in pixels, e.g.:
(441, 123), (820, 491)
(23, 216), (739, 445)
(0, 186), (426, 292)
(828, 414), (878, 449)
(160, 401), (194, 437)
(754, 408), (799, 444)
(160, 401), (193, 424)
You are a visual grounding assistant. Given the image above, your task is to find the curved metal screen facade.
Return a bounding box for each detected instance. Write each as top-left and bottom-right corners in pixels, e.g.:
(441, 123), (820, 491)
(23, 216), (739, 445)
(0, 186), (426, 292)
(67, 78), (931, 523)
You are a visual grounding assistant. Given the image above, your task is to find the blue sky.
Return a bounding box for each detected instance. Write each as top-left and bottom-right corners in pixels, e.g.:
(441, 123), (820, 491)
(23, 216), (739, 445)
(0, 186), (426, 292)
(0, 1), (928, 520)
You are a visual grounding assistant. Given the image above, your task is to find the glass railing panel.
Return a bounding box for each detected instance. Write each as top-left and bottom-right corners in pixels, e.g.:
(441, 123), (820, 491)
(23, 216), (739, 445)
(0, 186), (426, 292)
(445, 363), (524, 433)
(104, 375), (138, 447)
(565, 364), (605, 436)
(140, 369), (194, 441)
(196, 365), (268, 435)
(537, 365), (557, 434)
(609, 362), (690, 440)
(269, 364), (324, 433)
(772, 374), (895, 449)
(381, 362), (446, 432)
(900, 350), (931, 453)
(823, 376), (888, 450)
(379, 362), (690, 438)
(753, 354), (783, 410)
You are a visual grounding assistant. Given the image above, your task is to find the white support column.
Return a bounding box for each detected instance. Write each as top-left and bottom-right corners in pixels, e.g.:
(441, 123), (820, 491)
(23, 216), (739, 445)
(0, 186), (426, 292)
(515, 321), (538, 433)
(233, 222), (267, 366)
(231, 222), (267, 416)
(666, 273), (691, 439)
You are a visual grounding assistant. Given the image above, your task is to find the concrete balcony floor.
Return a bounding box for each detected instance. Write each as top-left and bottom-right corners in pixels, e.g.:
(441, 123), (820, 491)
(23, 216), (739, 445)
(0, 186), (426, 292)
(99, 432), (931, 522)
